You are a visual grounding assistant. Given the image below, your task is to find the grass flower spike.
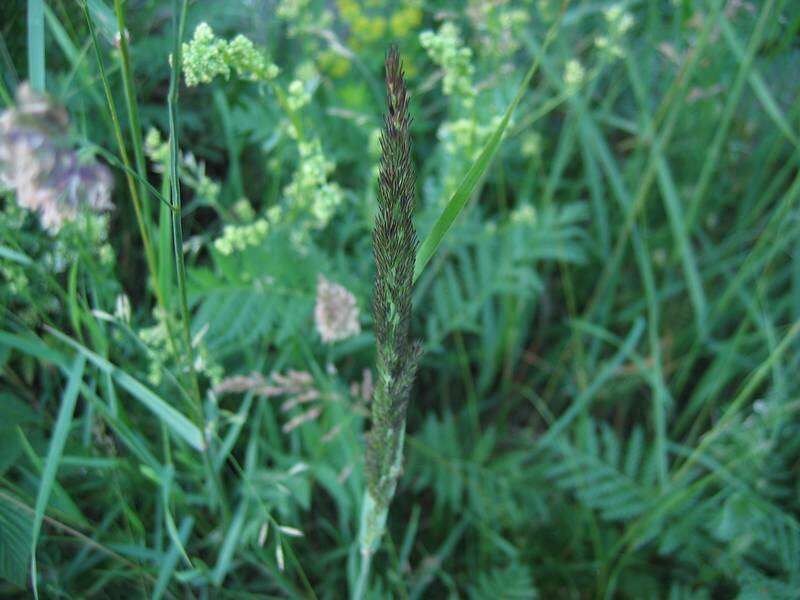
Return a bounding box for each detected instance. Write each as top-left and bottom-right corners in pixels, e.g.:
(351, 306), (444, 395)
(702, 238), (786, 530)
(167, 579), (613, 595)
(355, 45), (421, 598)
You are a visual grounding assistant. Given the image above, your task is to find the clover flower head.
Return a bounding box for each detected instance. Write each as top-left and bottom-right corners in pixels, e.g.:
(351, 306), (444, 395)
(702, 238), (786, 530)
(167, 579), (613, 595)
(0, 82), (113, 234)
(314, 275), (361, 343)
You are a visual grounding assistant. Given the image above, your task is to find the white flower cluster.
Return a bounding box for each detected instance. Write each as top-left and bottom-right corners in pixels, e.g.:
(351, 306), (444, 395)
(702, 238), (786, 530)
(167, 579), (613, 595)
(511, 203), (537, 225)
(0, 83), (113, 233)
(314, 275), (361, 343)
(595, 4), (635, 58)
(563, 59), (586, 94)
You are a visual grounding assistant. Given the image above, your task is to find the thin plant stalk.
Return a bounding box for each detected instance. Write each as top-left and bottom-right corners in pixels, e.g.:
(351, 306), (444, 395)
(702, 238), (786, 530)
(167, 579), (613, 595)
(355, 46), (420, 599)
(80, 2), (172, 339)
(167, 0), (231, 525)
(113, 0), (153, 222)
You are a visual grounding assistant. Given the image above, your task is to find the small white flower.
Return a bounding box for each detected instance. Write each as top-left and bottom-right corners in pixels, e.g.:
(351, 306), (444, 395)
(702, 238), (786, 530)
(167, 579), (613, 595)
(278, 525), (304, 538)
(114, 294), (131, 324)
(563, 59), (586, 93)
(511, 204), (537, 225)
(276, 543), (285, 571)
(258, 522), (269, 547)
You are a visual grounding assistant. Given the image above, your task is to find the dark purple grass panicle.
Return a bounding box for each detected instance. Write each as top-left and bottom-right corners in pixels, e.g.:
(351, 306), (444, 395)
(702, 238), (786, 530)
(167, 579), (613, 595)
(366, 44), (421, 513)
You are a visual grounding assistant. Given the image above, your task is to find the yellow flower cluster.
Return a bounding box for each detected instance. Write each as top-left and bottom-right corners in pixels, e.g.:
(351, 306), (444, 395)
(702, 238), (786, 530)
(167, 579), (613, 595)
(340, 0), (386, 44)
(390, 4), (422, 38)
(320, 1), (421, 78)
(139, 309), (223, 387)
(437, 116), (503, 161)
(563, 59), (586, 94)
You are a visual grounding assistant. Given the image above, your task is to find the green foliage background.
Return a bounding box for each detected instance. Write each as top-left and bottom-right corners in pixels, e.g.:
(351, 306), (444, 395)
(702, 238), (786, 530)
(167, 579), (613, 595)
(2, 0), (800, 597)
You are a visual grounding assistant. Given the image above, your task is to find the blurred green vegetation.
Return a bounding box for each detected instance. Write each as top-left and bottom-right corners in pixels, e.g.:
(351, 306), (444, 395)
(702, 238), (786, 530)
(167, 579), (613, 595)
(2, 0), (800, 597)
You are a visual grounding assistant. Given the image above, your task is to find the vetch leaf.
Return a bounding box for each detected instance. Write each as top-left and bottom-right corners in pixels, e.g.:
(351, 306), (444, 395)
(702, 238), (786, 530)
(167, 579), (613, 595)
(0, 492), (32, 588)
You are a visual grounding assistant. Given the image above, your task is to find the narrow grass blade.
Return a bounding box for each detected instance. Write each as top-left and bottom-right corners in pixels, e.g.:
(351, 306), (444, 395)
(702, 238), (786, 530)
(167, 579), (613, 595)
(113, 0), (153, 221)
(47, 328), (205, 451)
(152, 517), (194, 600)
(686, 0), (775, 230)
(631, 228), (669, 487)
(719, 17), (799, 148)
(27, 0), (45, 91)
(86, 0), (119, 43)
(0, 331), (70, 370)
(655, 150), (706, 333)
(211, 499), (248, 586)
(0, 246), (33, 266)
(538, 319), (644, 448)
(161, 465), (193, 569)
(31, 355), (86, 599)
(413, 16), (562, 283)
(81, 141), (173, 209)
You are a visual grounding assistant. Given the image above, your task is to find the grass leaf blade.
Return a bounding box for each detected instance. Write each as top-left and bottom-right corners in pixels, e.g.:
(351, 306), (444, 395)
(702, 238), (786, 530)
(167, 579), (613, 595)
(47, 328), (205, 451)
(413, 14), (562, 283)
(27, 0), (45, 91)
(30, 355), (85, 598)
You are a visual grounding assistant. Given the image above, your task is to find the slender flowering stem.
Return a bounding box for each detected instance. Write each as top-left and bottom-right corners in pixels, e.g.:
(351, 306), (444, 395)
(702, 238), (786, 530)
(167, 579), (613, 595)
(167, 0), (231, 525)
(354, 46), (420, 599)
